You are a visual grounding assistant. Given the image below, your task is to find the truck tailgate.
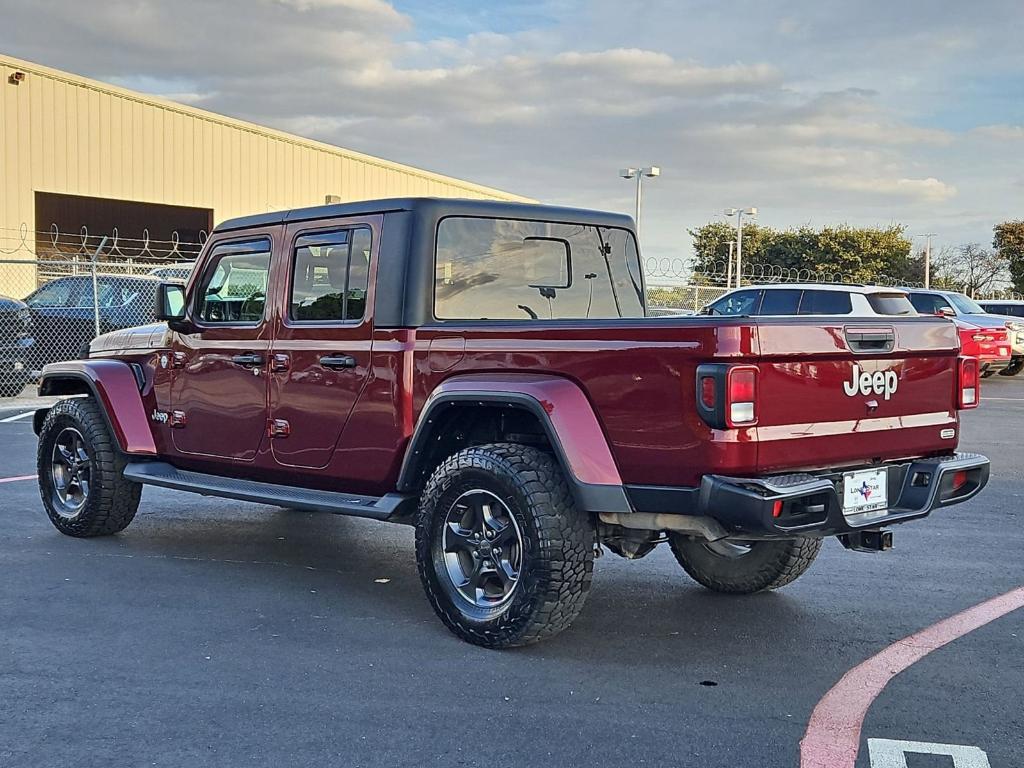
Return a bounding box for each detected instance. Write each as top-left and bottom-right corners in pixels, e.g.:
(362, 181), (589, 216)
(753, 318), (960, 474)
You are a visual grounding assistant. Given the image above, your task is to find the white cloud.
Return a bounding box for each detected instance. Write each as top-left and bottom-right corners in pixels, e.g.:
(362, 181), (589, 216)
(823, 176), (958, 203)
(972, 124), (1024, 141)
(273, 0), (409, 26)
(0, 0), (1018, 258)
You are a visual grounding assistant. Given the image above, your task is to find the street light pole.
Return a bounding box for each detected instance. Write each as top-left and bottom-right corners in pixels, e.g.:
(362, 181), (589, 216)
(726, 240), (736, 289)
(725, 207), (757, 288)
(912, 233), (937, 288)
(619, 166), (661, 240)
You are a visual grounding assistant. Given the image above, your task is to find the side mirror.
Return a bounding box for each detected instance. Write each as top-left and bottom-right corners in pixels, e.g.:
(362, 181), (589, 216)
(936, 306), (955, 317)
(155, 282), (194, 332)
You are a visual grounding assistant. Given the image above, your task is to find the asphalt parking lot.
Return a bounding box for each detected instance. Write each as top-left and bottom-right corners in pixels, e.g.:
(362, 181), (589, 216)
(1, 377), (1022, 768)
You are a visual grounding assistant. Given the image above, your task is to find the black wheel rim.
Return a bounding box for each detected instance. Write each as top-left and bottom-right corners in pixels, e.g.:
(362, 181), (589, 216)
(440, 489), (523, 609)
(50, 427), (91, 518)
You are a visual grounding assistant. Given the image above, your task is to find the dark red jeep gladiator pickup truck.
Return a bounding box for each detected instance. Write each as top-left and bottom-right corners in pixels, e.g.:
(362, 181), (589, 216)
(33, 197), (990, 648)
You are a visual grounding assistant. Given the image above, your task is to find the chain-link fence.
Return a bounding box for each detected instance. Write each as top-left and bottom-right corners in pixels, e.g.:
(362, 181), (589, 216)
(3, 224), (1022, 400)
(0, 225), (201, 400)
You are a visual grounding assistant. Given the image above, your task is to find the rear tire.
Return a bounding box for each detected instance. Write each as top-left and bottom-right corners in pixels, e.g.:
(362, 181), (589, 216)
(37, 397), (141, 537)
(998, 359), (1024, 377)
(415, 443), (594, 648)
(981, 369), (995, 379)
(668, 535), (821, 594)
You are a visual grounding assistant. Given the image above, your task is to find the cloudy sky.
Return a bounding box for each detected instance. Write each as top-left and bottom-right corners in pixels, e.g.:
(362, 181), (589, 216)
(2, 0), (1022, 268)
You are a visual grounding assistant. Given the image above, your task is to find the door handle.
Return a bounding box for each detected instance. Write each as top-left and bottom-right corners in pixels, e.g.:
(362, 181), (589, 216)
(319, 354), (357, 370)
(231, 352), (263, 367)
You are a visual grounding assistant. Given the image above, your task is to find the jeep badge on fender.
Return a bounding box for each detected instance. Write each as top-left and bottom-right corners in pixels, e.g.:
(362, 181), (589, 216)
(844, 364), (899, 400)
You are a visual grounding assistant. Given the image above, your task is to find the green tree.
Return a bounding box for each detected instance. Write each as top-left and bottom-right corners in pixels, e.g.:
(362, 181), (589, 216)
(993, 220), (1024, 294)
(688, 222), (915, 284)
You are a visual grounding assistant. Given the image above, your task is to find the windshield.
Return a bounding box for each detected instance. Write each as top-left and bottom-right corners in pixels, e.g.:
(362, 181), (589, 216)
(948, 293), (986, 314)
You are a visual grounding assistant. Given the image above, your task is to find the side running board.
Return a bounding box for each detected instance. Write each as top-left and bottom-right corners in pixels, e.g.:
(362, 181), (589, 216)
(123, 461), (415, 521)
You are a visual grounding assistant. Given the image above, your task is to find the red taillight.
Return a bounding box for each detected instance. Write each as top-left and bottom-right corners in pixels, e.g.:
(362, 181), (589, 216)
(726, 365), (758, 426)
(700, 376), (716, 409)
(958, 356), (979, 409)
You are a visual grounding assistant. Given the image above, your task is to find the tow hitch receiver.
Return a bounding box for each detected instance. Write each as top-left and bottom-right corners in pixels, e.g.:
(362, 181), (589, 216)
(839, 529), (893, 553)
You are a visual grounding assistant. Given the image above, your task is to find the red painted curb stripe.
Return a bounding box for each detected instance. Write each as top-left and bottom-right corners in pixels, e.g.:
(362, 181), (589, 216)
(0, 475), (35, 484)
(800, 585), (1024, 768)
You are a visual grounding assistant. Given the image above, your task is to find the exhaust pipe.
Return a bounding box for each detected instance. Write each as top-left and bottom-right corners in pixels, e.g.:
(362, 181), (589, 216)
(598, 512), (730, 542)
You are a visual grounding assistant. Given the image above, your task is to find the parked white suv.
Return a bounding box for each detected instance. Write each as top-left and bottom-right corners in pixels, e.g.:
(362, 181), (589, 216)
(703, 284), (917, 317)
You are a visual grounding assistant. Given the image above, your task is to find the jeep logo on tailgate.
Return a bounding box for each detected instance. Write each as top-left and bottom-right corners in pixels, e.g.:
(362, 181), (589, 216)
(843, 364), (898, 400)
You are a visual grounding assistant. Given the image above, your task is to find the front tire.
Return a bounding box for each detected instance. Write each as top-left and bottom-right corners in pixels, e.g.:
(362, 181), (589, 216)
(37, 397), (142, 537)
(415, 443), (594, 648)
(668, 535), (821, 594)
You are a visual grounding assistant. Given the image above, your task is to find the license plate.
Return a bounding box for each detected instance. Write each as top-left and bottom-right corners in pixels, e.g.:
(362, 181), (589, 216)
(842, 468), (888, 516)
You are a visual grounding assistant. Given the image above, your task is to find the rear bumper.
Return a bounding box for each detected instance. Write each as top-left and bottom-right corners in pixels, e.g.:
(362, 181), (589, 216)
(626, 452), (990, 538)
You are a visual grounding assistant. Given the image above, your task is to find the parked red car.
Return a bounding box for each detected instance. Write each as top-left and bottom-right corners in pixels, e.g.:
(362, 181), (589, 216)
(954, 318), (1012, 376)
(32, 198), (990, 647)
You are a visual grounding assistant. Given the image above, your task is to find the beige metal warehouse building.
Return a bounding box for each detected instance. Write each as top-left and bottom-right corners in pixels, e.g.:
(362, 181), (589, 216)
(0, 52), (530, 296)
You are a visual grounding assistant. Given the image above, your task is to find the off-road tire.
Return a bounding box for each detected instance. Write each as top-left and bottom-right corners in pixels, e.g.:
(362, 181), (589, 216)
(668, 535), (822, 594)
(415, 443), (594, 648)
(998, 359), (1024, 377)
(37, 397), (141, 537)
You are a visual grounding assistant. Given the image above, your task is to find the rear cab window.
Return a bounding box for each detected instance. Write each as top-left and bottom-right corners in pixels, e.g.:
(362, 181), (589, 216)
(434, 217), (645, 320)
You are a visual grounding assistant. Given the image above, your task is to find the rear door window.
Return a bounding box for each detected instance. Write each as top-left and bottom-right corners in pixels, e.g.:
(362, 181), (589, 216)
(798, 290), (852, 315)
(866, 293), (916, 316)
(289, 227), (372, 322)
(759, 289), (801, 315)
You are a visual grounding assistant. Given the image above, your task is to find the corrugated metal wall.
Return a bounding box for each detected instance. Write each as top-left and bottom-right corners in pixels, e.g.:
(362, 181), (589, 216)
(0, 53), (531, 239)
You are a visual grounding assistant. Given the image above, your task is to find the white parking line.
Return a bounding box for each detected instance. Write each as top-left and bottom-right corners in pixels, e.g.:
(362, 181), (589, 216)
(0, 411), (35, 423)
(983, 397), (1024, 401)
(868, 739), (991, 767)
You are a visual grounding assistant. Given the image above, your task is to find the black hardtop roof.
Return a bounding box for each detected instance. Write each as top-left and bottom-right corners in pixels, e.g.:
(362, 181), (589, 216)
(214, 197), (636, 233)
